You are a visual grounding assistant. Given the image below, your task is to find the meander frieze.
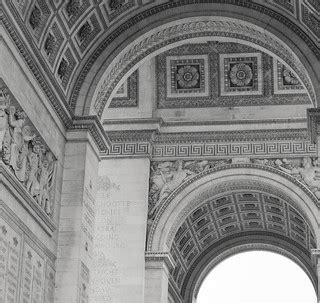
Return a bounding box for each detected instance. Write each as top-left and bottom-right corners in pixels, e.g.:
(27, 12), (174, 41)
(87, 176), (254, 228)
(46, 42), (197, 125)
(0, 89), (56, 218)
(93, 18), (315, 116)
(101, 129), (317, 159)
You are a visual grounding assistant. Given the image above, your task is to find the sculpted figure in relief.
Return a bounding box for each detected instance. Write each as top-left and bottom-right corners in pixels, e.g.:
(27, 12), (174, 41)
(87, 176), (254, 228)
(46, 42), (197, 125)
(149, 161), (196, 217)
(0, 90), (10, 153)
(8, 107), (36, 181)
(276, 157), (320, 198)
(38, 152), (55, 215)
(26, 141), (40, 196)
(0, 93), (56, 217)
(148, 160), (219, 218)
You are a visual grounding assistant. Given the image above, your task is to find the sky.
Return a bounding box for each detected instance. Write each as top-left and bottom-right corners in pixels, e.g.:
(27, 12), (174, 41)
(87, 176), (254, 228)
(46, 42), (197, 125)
(197, 251), (317, 303)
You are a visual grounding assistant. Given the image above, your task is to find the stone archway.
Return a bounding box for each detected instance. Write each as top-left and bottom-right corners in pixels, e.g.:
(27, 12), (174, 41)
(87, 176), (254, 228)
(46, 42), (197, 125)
(146, 165), (320, 302)
(90, 16), (316, 117)
(69, 3), (320, 117)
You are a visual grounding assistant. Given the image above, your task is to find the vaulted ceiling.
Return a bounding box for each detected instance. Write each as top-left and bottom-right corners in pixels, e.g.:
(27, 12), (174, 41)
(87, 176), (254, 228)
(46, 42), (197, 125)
(1, 0), (320, 125)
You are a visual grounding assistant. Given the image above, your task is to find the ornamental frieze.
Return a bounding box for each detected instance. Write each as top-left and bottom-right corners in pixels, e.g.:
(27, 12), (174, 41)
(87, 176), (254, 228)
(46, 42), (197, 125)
(148, 157), (320, 218)
(0, 88), (56, 217)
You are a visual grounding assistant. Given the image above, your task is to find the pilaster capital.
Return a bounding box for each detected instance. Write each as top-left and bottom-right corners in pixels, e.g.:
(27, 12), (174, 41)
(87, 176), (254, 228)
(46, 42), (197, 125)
(145, 251), (175, 271)
(67, 115), (111, 156)
(311, 248), (320, 266)
(311, 249), (320, 256)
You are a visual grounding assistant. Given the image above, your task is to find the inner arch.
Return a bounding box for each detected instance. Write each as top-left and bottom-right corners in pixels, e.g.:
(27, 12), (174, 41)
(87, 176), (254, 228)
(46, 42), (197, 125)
(90, 16), (316, 117)
(169, 190), (317, 301)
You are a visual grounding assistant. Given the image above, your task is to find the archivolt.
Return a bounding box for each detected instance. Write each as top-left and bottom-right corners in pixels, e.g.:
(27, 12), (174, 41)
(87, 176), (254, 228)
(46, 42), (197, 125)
(147, 164), (320, 252)
(91, 17), (316, 117)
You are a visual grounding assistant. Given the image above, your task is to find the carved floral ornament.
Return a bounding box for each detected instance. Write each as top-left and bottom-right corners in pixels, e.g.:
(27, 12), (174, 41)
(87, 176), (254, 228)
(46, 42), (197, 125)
(148, 157), (320, 218)
(229, 63), (253, 87)
(93, 18), (315, 116)
(0, 89), (56, 217)
(176, 65), (200, 88)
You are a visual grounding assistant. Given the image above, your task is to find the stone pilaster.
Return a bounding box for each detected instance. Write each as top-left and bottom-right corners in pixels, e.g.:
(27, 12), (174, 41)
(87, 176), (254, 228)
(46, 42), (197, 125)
(312, 249), (320, 303)
(144, 252), (174, 303)
(91, 157), (150, 303)
(55, 117), (108, 303)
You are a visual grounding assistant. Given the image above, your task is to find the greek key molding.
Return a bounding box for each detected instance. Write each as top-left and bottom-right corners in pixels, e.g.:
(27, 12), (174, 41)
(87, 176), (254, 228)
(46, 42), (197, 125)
(104, 142), (151, 158)
(100, 129), (316, 159)
(153, 141), (317, 160)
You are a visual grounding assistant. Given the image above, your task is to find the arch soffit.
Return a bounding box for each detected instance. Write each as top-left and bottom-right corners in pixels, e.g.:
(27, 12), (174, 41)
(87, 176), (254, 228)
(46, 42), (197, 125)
(147, 165), (320, 252)
(188, 241), (318, 302)
(75, 12), (318, 117)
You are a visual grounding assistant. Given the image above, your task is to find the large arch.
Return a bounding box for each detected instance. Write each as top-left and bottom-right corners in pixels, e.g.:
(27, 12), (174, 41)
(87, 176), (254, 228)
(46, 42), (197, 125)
(146, 165), (320, 301)
(70, 4), (320, 116)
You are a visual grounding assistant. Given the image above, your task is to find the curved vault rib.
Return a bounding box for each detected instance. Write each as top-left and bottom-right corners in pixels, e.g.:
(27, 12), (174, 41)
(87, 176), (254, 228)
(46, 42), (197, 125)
(91, 17), (316, 117)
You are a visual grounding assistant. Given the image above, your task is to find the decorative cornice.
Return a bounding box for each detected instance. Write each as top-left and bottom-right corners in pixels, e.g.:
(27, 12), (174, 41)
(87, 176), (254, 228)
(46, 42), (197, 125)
(311, 248), (320, 255)
(154, 129), (311, 144)
(107, 130), (156, 142)
(69, 116), (111, 152)
(0, 163), (56, 235)
(145, 251), (175, 270)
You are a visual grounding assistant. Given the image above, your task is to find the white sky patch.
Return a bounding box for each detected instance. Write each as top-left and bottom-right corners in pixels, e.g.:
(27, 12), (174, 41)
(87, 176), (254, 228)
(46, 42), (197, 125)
(197, 251), (317, 303)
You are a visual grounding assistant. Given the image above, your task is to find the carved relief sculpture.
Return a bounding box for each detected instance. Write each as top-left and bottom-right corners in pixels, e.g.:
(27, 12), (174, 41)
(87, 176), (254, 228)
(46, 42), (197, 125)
(0, 89), (9, 153)
(0, 89), (56, 217)
(149, 160), (227, 217)
(276, 156), (320, 198)
(149, 157), (320, 218)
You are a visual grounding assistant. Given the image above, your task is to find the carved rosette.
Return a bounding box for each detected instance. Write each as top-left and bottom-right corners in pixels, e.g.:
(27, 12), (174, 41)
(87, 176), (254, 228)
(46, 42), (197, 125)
(282, 67), (300, 85)
(0, 89), (56, 217)
(229, 63), (253, 87)
(176, 65), (200, 89)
